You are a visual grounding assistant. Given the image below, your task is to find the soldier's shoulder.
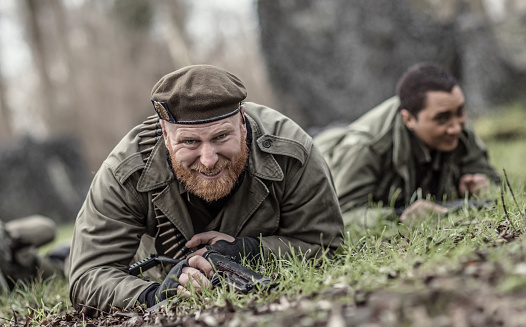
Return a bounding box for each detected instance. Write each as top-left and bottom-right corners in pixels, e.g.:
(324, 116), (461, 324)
(245, 103), (313, 165)
(103, 117), (161, 183)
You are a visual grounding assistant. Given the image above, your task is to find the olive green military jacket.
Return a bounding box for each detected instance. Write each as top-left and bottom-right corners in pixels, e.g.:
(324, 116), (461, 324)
(69, 102), (343, 314)
(315, 97), (500, 227)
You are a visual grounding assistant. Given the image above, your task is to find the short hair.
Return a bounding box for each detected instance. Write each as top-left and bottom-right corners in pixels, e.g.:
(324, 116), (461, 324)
(396, 62), (458, 116)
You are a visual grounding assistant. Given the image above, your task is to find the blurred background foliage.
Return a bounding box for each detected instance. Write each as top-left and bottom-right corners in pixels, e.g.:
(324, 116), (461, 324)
(0, 0), (524, 223)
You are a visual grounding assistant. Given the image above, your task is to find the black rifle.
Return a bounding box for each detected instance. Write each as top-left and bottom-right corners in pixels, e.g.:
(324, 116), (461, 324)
(128, 253), (181, 276)
(203, 250), (277, 294)
(129, 252), (277, 294)
(394, 199), (495, 217)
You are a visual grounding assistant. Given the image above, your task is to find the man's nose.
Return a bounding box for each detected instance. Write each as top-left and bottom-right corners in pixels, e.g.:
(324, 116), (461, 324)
(447, 117), (464, 135)
(199, 143), (218, 168)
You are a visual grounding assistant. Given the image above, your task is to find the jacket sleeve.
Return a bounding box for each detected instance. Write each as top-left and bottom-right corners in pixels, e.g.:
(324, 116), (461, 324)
(329, 143), (397, 226)
(68, 161), (153, 316)
(259, 145), (343, 259)
(460, 128), (501, 184)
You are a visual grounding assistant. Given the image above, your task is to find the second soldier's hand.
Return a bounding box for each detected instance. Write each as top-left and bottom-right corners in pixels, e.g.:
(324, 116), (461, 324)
(400, 199), (448, 222)
(459, 173), (490, 197)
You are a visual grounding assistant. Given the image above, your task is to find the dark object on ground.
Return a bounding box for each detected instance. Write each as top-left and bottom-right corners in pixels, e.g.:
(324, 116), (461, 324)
(0, 136), (90, 224)
(48, 245), (71, 262)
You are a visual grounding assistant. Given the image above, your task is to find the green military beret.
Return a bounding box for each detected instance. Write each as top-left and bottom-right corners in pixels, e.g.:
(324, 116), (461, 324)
(150, 65), (247, 124)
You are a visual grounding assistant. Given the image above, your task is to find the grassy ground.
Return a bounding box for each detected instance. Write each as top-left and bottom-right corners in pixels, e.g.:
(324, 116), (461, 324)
(1, 105), (526, 326)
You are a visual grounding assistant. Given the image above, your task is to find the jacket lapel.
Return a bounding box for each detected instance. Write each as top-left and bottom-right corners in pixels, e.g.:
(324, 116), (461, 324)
(136, 139), (194, 240)
(152, 184), (195, 241)
(392, 114), (416, 202)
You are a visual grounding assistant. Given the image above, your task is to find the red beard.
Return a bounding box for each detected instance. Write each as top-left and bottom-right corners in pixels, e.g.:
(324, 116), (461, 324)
(170, 134), (249, 202)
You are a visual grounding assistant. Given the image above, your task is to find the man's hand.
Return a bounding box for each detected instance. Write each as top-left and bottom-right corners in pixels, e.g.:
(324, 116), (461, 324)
(459, 174), (490, 197)
(176, 256), (214, 297)
(186, 231), (235, 257)
(155, 255), (214, 301)
(400, 199), (447, 222)
(186, 231), (260, 263)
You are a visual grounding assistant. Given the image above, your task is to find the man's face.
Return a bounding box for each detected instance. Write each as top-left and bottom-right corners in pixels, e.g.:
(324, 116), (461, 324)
(401, 85), (466, 152)
(161, 108), (249, 202)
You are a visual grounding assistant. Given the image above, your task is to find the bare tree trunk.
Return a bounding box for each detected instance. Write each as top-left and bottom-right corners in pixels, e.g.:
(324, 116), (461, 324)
(22, 0), (56, 133)
(154, 0), (192, 67)
(0, 63), (13, 144)
(49, 0), (79, 131)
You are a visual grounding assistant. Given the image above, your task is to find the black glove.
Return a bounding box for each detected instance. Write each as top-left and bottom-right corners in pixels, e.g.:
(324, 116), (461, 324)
(138, 258), (190, 307)
(205, 237), (260, 263)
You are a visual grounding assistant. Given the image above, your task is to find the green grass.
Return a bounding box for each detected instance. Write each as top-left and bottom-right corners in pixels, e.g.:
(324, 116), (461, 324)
(473, 102), (526, 186)
(1, 104), (526, 325)
(472, 103), (526, 143)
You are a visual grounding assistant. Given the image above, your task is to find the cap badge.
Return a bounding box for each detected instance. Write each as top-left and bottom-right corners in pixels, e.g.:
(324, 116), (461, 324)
(151, 100), (175, 123)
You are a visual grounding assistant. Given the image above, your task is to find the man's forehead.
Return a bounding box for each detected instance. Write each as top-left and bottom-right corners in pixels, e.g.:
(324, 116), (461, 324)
(424, 87), (465, 110)
(173, 117), (238, 135)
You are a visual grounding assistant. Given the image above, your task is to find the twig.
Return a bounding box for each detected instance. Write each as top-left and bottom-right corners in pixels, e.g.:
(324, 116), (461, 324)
(503, 169), (523, 217)
(23, 311), (33, 327)
(397, 231), (410, 243)
(12, 308), (17, 325)
(0, 316), (15, 323)
(78, 303), (112, 316)
(500, 185), (515, 230)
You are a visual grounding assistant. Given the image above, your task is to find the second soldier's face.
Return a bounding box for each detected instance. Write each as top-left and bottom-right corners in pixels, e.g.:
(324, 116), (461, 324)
(161, 109), (249, 202)
(402, 86), (466, 152)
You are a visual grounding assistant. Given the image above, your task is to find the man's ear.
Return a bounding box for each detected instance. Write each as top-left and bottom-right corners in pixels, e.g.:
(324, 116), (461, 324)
(240, 105), (246, 125)
(400, 109), (416, 131)
(159, 119), (170, 147)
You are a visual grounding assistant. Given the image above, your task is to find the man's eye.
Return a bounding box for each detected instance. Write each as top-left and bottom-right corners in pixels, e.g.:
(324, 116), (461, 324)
(184, 140), (196, 145)
(216, 134), (227, 140)
(435, 116), (449, 124)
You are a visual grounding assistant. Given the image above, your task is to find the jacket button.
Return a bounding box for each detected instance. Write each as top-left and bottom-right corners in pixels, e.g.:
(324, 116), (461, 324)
(262, 139), (272, 148)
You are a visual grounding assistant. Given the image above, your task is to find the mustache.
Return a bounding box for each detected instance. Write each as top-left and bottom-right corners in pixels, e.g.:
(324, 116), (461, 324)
(190, 157), (230, 174)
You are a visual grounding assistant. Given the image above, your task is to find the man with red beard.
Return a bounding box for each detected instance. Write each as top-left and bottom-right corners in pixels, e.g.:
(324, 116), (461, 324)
(68, 65), (343, 315)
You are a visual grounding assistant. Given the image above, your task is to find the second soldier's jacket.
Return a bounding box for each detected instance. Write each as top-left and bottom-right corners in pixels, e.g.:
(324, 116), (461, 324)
(68, 102), (343, 314)
(315, 97), (500, 227)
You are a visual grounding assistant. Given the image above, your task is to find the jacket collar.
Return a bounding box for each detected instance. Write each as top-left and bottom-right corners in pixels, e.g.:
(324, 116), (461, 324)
(392, 113), (415, 201)
(136, 139), (174, 192)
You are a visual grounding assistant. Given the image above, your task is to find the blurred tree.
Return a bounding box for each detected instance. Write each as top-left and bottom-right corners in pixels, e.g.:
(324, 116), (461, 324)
(258, 0), (526, 131)
(20, 0), (80, 135)
(49, 0), (80, 128)
(2, 0), (274, 170)
(0, 0), (276, 222)
(0, 63), (12, 144)
(70, 0), (177, 169)
(112, 0), (153, 32)
(152, 0), (192, 67)
(21, 0), (58, 131)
